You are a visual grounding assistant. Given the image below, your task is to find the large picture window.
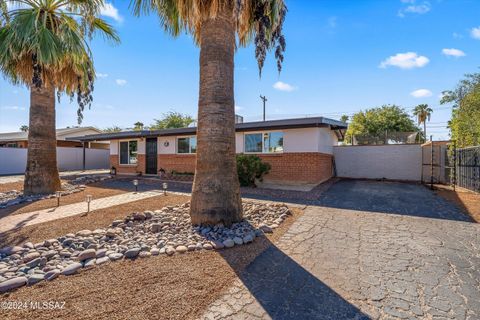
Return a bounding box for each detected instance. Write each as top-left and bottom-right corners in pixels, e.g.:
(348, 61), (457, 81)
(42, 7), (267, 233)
(177, 136), (196, 154)
(119, 140), (138, 165)
(245, 132), (283, 153)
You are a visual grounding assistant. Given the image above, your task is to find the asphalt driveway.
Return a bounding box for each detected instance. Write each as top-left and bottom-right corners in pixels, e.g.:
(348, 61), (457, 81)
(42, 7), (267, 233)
(202, 180), (480, 319)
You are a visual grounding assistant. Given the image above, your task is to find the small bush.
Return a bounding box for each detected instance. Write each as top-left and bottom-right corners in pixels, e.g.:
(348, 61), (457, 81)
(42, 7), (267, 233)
(236, 154), (271, 187)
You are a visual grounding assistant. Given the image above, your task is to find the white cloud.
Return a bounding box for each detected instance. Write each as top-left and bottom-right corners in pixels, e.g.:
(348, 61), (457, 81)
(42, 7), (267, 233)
(470, 27), (480, 40)
(1, 105), (25, 111)
(442, 48), (466, 58)
(234, 105), (243, 112)
(453, 32), (463, 39)
(96, 73), (108, 78)
(115, 79), (127, 86)
(410, 89), (433, 98)
(379, 52), (429, 69)
(273, 81), (297, 92)
(100, 3), (123, 23)
(398, 1), (431, 17)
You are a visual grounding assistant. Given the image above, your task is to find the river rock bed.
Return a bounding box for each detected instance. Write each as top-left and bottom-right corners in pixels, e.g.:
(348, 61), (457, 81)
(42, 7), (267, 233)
(0, 201), (291, 293)
(0, 175), (112, 209)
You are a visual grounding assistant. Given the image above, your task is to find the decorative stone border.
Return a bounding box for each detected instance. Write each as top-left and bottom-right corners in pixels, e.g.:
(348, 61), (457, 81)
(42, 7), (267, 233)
(0, 201), (291, 293)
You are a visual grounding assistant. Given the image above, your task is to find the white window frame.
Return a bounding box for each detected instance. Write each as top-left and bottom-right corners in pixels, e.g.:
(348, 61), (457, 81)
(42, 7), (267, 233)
(119, 140), (138, 165)
(244, 131), (284, 154)
(176, 136), (197, 154)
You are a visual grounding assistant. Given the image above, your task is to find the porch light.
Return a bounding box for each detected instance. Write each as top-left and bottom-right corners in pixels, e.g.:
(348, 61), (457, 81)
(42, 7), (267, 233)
(55, 191), (61, 207)
(133, 179), (139, 193)
(85, 195), (93, 214)
(162, 182), (168, 196)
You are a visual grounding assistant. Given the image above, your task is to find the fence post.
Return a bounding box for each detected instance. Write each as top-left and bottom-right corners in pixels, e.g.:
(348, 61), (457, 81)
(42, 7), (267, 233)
(452, 140), (456, 191)
(430, 136), (434, 190)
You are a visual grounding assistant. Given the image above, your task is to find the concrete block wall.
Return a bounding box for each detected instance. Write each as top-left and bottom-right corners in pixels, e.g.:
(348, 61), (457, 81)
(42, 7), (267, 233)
(333, 144), (422, 181)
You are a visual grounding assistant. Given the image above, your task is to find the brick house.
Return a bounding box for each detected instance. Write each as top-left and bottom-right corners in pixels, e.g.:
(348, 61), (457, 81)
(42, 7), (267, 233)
(69, 117), (347, 184)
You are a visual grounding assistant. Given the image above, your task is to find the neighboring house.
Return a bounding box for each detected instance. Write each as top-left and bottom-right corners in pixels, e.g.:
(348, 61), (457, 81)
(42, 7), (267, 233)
(0, 127), (109, 149)
(69, 117), (347, 184)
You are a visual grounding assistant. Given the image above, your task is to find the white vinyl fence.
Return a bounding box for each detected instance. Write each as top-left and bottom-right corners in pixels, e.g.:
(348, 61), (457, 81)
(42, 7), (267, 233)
(0, 147), (109, 175)
(333, 144), (422, 181)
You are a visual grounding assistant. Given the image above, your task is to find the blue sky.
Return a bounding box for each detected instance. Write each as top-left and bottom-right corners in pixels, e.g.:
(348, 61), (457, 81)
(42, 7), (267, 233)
(1, 0), (480, 140)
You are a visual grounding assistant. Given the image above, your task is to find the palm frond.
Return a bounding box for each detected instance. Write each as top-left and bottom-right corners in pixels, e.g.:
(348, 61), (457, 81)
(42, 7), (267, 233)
(130, 0), (287, 75)
(0, 0), (119, 123)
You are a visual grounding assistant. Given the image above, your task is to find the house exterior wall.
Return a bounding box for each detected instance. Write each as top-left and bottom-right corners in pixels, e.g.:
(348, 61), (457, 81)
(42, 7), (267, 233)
(109, 127), (338, 183)
(333, 144), (422, 181)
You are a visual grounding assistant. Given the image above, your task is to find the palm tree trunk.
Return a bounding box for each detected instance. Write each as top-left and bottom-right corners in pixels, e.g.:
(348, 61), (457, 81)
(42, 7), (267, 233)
(24, 85), (61, 195)
(190, 7), (242, 225)
(424, 121), (427, 142)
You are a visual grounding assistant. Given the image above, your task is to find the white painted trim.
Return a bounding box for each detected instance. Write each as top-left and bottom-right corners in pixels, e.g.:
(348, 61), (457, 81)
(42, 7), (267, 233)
(176, 135), (197, 154)
(243, 131), (284, 154)
(118, 140), (139, 165)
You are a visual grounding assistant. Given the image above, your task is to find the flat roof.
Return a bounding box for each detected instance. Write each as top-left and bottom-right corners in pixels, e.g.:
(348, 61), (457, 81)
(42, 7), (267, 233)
(67, 117), (348, 142)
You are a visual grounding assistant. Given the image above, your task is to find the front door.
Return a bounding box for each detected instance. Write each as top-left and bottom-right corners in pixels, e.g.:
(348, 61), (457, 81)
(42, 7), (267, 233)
(145, 138), (158, 174)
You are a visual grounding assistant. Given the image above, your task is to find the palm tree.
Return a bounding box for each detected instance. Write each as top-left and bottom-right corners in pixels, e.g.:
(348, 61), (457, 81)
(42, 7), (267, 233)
(133, 121), (145, 130)
(19, 125), (29, 132)
(413, 104), (433, 142)
(340, 115), (349, 123)
(131, 1), (286, 225)
(0, 0), (119, 195)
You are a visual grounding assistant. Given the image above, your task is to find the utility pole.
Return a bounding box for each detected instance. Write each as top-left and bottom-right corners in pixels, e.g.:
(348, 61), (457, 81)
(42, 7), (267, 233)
(260, 95), (267, 121)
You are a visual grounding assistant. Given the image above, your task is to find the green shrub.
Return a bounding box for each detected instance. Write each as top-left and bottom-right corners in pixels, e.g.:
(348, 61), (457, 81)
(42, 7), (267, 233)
(236, 154), (271, 187)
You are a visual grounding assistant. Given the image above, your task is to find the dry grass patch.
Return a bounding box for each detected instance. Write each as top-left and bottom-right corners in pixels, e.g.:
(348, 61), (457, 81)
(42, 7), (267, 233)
(435, 185), (480, 222)
(0, 202), (303, 320)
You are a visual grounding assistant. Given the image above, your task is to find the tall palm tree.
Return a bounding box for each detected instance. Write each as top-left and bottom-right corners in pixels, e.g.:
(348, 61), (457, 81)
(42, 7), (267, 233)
(0, 0), (119, 195)
(413, 104), (433, 141)
(131, 0), (286, 225)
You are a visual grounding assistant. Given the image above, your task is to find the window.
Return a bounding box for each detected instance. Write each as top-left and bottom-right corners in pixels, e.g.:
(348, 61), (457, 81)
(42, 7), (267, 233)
(177, 136), (196, 154)
(245, 132), (283, 153)
(119, 140), (138, 165)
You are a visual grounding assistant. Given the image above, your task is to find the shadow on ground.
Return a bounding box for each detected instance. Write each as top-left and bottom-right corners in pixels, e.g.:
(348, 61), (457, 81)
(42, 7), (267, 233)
(213, 224), (370, 320)
(318, 179), (473, 222)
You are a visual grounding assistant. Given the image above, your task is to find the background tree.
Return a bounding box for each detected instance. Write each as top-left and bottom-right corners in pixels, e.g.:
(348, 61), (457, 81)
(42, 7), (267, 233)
(104, 125), (123, 133)
(133, 0), (287, 225)
(412, 104), (433, 142)
(149, 111), (194, 130)
(441, 72), (480, 147)
(345, 105), (419, 145)
(340, 115), (349, 123)
(0, 0), (119, 195)
(133, 121), (145, 131)
(19, 125), (29, 132)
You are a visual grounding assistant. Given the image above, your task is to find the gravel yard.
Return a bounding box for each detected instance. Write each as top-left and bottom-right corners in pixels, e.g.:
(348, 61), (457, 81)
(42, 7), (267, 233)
(0, 194), (190, 247)
(0, 200), (303, 320)
(0, 178), (129, 218)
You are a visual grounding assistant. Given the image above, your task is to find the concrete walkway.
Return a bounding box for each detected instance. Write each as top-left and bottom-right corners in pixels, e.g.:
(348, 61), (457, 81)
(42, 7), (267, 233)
(0, 190), (163, 233)
(201, 180), (480, 320)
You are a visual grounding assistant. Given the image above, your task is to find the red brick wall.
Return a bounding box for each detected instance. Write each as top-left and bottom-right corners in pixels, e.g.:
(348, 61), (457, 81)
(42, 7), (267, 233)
(110, 154), (145, 175)
(112, 152), (332, 183)
(158, 154), (196, 174)
(258, 153), (333, 184)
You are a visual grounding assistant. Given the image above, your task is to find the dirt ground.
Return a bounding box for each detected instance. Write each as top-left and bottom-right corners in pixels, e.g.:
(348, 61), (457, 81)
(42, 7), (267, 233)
(0, 198), (303, 320)
(435, 185), (480, 222)
(0, 194), (190, 247)
(0, 183), (128, 219)
(0, 182), (24, 193)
